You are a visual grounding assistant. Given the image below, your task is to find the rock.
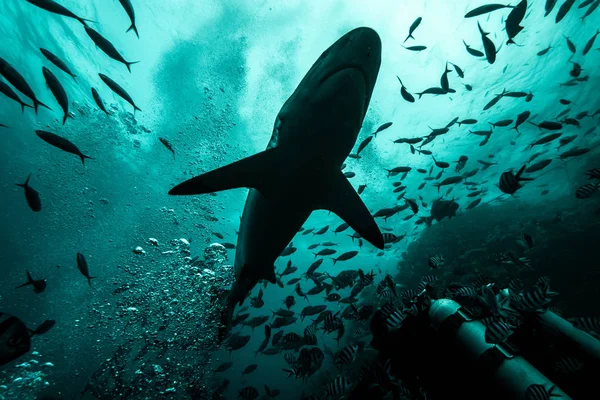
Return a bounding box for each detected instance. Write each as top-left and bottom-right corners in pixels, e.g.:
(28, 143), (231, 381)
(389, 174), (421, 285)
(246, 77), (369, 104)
(133, 247), (145, 255)
(148, 238), (159, 246)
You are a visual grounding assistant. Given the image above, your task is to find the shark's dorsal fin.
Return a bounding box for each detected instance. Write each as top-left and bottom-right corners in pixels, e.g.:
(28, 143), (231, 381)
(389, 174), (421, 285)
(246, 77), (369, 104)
(313, 170), (385, 250)
(168, 148), (280, 196)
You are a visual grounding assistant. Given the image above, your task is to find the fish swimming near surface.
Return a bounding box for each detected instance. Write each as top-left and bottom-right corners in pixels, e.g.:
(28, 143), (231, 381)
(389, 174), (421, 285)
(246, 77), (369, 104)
(0, 56), (51, 114)
(76, 252), (96, 287)
(40, 48), (76, 80)
(99, 73), (141, 113)
(118, 0), (139, 38)
(478, 22), (497, 64)
(42, 67), (70, 124)
(465, 4), (514, 18)
(24, 0), (92, 26)
(16, 174), (42, 212)
(404, 17), (422, 42)
(15, 270), (47, 294)
(168, 27), (385, 342)
(0, 313), (55, 366)
(159, 137), (175, 159)
(35, 130), (93, 164)
(0, 80), (33, 112)
(85, 27), (139, 73)
(91, 88), (109, 114)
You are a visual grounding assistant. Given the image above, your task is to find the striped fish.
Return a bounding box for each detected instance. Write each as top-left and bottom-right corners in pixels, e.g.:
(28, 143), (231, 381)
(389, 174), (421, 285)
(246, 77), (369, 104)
(239, 386), (259, 399)
(585, 168), (600, 180)
(335, 344), (360, 367)
(304, 325), (316, 337)
(499, 165), (533, 194)
(401, 288), (419, 302)
(382, 232), (398, 244)
(382, 306), (405, 330)
(484, 318), (515, 344)
(428, 255), (445, 269)
(575, 182), (599, 199)
(323, 312), (343, 333)
(452, 286), (478, 298)
(284, 353), (296, 365)
(569, 317), (600, 335)
(554, 357), (583, 373)
(525, 384), (556, 400)
(517, 279), (558, 312)
(303, 334), (317, 346)
(324, 376), (352, 398)
(264, 385), (281, 398)
(507, 278), (524, 296)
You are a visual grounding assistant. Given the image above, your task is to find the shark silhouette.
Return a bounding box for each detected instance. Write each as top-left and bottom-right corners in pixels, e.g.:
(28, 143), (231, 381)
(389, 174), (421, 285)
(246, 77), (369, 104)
(169, 27), (384, 340)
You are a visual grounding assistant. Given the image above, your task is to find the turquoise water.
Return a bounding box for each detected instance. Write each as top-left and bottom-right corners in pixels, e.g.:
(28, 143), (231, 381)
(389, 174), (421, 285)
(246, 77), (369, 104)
(1, 1), (599, 399)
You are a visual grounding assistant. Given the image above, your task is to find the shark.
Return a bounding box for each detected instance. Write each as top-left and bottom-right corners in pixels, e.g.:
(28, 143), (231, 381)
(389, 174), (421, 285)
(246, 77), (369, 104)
(168, 27), (385, 340)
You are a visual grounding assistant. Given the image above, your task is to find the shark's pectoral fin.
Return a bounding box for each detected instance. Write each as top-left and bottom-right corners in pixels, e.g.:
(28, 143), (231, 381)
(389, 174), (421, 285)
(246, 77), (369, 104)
(168, 148), (279, 196)
(314, 170), (385, 250)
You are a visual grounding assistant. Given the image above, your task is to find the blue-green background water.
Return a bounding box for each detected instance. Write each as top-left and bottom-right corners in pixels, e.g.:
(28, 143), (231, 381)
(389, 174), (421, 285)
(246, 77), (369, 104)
(1, 0), (599, 399)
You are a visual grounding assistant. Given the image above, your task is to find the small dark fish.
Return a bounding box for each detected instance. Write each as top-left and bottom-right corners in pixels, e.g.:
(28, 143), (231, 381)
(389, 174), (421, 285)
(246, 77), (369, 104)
(159, 137), (175, 159)
(35, 130), (93, 164)
(466, 198), (482, 210)
(525, 159), (552, 173)
(428, 255), (445, 269)
(529, 121), (562, 130)
(331, 251), (358, 265)
(433, 176), (463, 192)
(15, 270), (47, 294)
(396, 76), (415, 103)
(440, 62), (452, 92)
(576, 183), (599, 199)
(537, 45), (551, 56)
(0, 80), (33, 113)
(483, 94), (503, 111)
(464, 84), (473, 91)
(373, 122), (393, 136)
(42, 67), (70, 124)
(214, 362), (233, 373)
(40, 48), (76, 80)
(478, 22), (497, 64)
(16, 174), (42, 212)
(356, 135), (373, 156)
(555, 0), (577, 23)
(512, 111), (530, 132)
(458, 119), (477, 126)
(583, 29), (600, 55)
(99, 73), (141, 113)
(241, 364), (258, 376)
(529, 132), (562, 147)
(559, 147), (590, 159)
(465, 4), (514, 18)
(118, 0), (139, 38)
(91, 88), (109, 114)
(85, 27), (139, 73)
(581, 0), (600, 20)
(402, 45), (427, 52)
(505, 1), (527, 45)
(0, 56), (51, 114)
(24, 0), (91, 25)
(76, 252), (96, 287)
(404, 17), (422, 42)
(489, 119), (513, 128)
(565, 36), (576, 54)
(450, 62), (464, 78)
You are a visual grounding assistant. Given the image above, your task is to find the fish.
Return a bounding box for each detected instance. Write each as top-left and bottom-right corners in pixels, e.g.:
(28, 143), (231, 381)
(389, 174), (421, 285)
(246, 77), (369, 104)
(332, 251), (359, 265)
(529, 132), (562, 148)
(483, 94), (503, 111)
(505, 1), (527, 45)
(565, 36), (576, 54)
(559, 148), (590, 159)
(16, 174), (41, 212)
(478, 22), (497, 64)
(512, 111), (530, 132)
(40, 48), (76, 80)
(585, 168), (600, 180)
(484, 319), (514, 344)
(529, 121), (562, 130)
(35, 130), (93, 164)
(0, 313), (55, 366)
(159, 137), (175, 159)
(499, 165), (533, 194)
(458, 119), (477, 126)
(537, 45), (552, 56)
(450, 62), (464, 78)
(15, 270), (47, 294)
(76, 252), (96, 287)
(24, 0), (91, 26)
(465, 4), (514, 18)
(402, 45), (427, 52)
(99, 73), (141, 113)
(489, 119), (513, 128)
(214, 362), (233, 373)
(440, 62), (452, 92)
(525, 159), (552, 173)
(0, 80), (33, 112)
(373, 122), (393, 136)
(404, 17), (422, 42)
(118, 0), (139, 38)
(396, 76), (415, 103)
(575, 183), (599, 199)
(42, 67), (70, 124)
(555, 0), (577, 23)
(356, 135), (373, 156)
(169, 28), (385, 342)
(91, 88), (109, 115)
(433, 176), (463, 192)
(581, 0), (600, 20)
(0, 56), (51, 114)
(583, 29), (600, 55)
(428, 255), (445, 269)
(467, 198), (482, 210)
(85, 27), (139, 73)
